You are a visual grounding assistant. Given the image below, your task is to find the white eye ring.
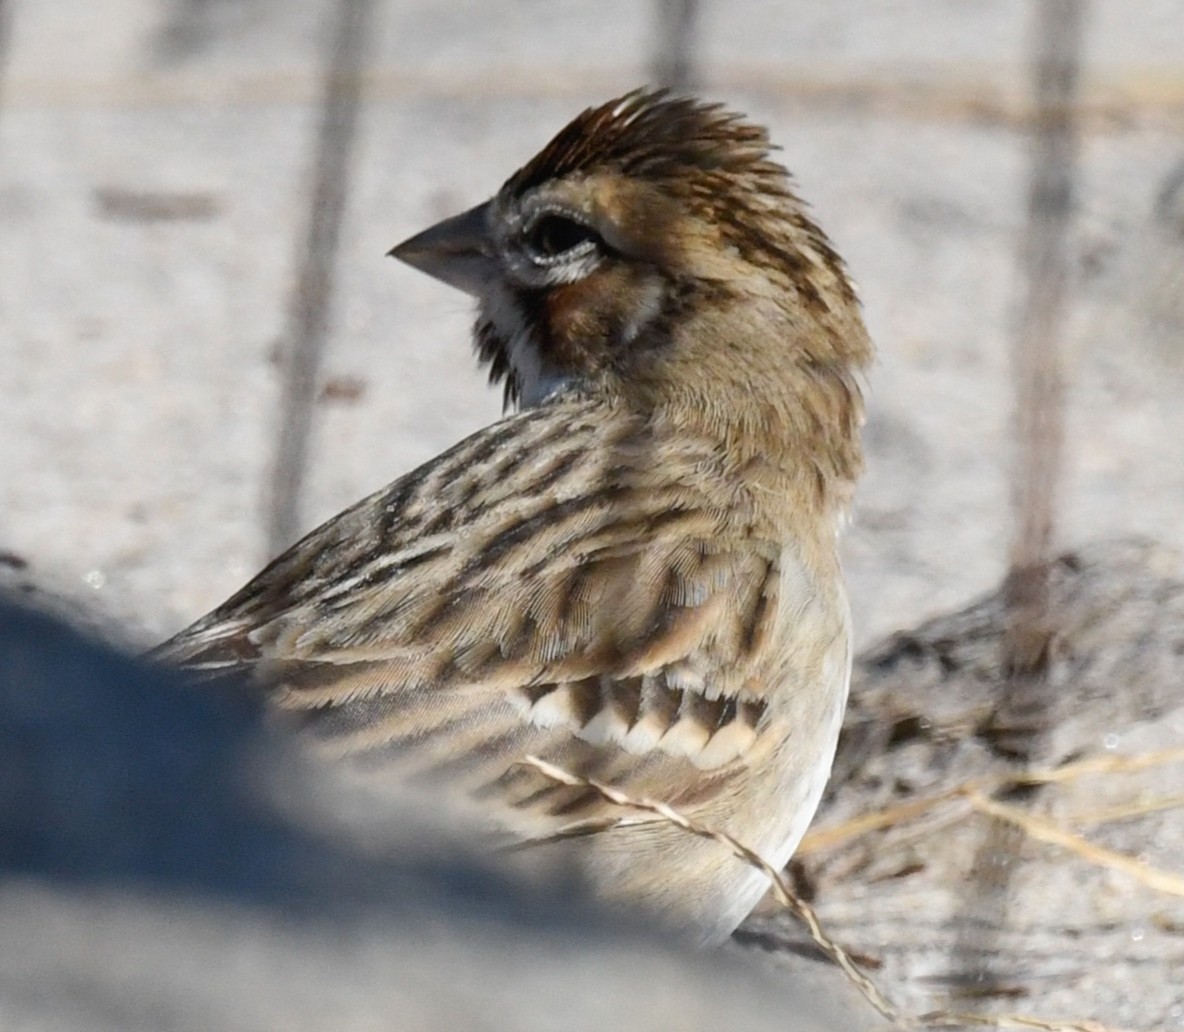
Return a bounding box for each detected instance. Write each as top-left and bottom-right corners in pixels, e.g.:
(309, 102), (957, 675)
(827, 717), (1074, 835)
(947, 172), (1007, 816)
(522, 211), (602, 266)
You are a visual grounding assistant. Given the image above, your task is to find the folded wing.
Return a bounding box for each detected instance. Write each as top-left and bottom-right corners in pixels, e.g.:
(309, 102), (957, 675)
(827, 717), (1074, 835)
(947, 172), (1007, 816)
(154, 399), (788, 840)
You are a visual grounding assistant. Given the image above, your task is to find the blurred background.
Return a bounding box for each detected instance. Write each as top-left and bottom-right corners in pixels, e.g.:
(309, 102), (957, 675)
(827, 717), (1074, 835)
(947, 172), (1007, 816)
(1, 0), (1182, 650)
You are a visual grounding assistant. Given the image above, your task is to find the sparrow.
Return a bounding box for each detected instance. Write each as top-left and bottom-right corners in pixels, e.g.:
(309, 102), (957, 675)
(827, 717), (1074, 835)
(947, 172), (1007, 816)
(153, 89), (873, 946)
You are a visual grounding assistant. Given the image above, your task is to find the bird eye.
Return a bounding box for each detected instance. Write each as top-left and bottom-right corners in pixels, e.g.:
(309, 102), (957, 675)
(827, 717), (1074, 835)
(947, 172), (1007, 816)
(523, 213), (601, 263)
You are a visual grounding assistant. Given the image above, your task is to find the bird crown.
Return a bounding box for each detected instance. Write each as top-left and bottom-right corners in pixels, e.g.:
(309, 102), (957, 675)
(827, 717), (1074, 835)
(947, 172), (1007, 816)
(506, 89), (790, 199)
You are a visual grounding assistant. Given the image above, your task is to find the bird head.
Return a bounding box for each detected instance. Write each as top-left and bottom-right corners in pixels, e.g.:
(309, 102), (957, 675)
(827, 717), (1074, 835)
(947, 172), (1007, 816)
(391, 90), (871, 485)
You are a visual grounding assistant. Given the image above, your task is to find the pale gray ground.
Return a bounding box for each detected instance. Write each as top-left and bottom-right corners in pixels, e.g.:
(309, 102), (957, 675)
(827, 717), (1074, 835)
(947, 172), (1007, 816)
(797, 539), (1184, 1030)
(2, 1), (1183, 1029)
(0, 600), (864, 1032)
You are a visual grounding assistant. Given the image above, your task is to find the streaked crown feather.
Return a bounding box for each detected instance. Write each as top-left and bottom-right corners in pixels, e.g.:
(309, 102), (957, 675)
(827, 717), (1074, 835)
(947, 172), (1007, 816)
(505, 89), (790, 199)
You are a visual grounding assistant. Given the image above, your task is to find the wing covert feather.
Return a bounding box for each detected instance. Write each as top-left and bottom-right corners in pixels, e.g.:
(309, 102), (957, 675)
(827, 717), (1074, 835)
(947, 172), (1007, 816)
(155, 400), (796, 836)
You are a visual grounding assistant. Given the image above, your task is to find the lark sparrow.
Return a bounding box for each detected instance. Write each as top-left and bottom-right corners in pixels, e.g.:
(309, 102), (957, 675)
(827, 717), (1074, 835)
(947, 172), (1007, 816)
(154, 90), (873, 946)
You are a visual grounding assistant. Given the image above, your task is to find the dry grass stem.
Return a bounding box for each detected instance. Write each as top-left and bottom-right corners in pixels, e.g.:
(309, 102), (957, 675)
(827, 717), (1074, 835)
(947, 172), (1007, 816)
(1010, 747), (1184, 786)
(799, 790), (969, 854)
(965, 790), (1184, 897)
(920, 1011), (1132, 1032)
(519, 755), (904, 1026)
(800, 747), (1184, 856)
(520, 756), (1137, 1032)
(1066, 793), (1184, 827)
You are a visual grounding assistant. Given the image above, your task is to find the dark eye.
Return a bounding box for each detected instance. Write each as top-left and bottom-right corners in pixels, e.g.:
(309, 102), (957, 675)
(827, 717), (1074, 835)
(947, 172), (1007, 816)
(523, 213), (601, 262)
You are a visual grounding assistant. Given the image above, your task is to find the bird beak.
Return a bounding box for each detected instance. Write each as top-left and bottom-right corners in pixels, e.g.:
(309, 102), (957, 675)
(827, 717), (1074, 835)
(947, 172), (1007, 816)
(388, 201), (496, 297)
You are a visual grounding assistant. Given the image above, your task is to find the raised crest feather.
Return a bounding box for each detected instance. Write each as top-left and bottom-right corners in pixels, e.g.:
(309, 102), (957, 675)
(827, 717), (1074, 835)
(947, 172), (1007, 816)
(506, 89), (790, 197)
